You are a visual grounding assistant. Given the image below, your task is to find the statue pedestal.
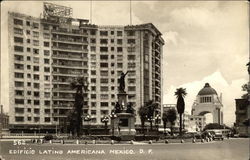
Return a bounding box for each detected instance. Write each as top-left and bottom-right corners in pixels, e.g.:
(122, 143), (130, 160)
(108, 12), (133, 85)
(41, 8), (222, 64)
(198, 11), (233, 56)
(110, 91), (136, 140)
(111, 113), (136, 140)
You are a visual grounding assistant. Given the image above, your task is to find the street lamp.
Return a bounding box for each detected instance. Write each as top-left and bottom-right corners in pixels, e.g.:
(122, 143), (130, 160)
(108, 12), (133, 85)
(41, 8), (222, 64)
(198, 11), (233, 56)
(155, 114), (161, 132)
(101, 115), (109, 135)
(109, 112), (117, 136)
(84, 114), (92, 135)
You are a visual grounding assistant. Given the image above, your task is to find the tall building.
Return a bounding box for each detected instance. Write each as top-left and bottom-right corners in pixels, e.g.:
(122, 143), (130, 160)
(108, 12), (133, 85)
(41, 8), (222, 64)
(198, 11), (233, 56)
(7, 3), (164, 132)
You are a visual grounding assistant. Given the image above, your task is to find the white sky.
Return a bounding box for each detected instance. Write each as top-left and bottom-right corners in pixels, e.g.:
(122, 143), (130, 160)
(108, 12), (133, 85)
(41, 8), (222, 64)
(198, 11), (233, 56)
(1, 1), (249, 126)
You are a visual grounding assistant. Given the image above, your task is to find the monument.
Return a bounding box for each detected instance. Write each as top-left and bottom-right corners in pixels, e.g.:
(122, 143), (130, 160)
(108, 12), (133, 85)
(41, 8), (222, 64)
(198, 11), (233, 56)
(110, 71), (136, 140)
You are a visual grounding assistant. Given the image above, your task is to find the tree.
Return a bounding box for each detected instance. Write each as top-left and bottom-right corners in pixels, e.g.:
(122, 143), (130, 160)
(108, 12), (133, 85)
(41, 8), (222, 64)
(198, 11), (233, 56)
(241, 83), (250, 99)
(175, 88), (187, 136)
(165, 109), (177, 136)
(146, 100), (158, 131)
(204, 123), (231, 130)
(69, 77), (88, 137)
(138, 105), (148, 135)
(162, 113), (168, 135)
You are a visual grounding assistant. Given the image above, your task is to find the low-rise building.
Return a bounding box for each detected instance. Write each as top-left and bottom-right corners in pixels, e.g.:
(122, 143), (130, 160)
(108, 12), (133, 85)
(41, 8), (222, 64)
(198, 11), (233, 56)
(235, 98), (249, 137)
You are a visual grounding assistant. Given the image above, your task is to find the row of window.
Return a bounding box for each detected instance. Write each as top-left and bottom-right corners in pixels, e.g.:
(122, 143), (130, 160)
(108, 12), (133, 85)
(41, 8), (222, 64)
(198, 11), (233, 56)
(15, 116), (51, 122)
(99, 30), (135, 37)
(15, 108), (51, 114)
(14, 18), (39, 29)
(15, 90), (50, 97)
(90, 38), (136, 45)
(200, 97), (212, 103)
(14, 46), (50, 56)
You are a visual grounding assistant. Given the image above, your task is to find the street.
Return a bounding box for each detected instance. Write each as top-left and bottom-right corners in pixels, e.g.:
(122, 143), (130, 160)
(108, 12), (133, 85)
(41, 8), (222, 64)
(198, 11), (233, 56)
(0, 138), (248, 160)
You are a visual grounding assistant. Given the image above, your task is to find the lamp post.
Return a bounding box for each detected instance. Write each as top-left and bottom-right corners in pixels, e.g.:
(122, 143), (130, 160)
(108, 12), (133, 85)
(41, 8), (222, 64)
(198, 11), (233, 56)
(101, 116), (109, 135)
(84, 114), (92, 135)
(109, 112), (117, 136)
(155, 114), (161, 133)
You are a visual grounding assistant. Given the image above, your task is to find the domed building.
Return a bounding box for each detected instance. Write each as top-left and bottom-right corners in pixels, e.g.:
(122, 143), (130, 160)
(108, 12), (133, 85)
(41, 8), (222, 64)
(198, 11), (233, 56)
(191, 83), (223, 125)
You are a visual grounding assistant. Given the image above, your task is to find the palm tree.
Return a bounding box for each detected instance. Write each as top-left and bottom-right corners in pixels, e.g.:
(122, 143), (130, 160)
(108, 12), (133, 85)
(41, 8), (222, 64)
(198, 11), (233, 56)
(166, 108), (177, 136)
(138, 105), (148, 135)
(175, 88), (187, 136)
(70, 77), (88, 137)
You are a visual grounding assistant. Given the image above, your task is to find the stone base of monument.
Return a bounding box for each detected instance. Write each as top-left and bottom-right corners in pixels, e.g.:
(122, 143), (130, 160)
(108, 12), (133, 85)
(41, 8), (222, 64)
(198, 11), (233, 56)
(110, 112), (136, 141)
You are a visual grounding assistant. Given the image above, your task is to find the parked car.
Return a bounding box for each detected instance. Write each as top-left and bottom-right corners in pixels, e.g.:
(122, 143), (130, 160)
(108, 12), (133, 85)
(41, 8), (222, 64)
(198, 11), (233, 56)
(212, 130), (224, 140)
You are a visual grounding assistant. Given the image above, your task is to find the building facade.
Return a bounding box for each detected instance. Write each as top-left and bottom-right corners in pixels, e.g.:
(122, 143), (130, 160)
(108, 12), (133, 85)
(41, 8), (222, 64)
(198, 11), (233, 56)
(0, 105), (9, 136)
(191, 83), (223, 125)
(7, 4), (164, 132)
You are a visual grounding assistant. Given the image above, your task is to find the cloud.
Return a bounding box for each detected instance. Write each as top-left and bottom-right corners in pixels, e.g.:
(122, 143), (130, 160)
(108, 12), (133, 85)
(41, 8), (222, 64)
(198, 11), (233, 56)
(163, 71), (247, 126)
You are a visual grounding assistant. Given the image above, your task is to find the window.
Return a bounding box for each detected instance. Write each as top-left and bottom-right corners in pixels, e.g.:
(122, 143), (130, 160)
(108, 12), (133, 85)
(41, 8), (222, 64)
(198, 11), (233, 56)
(26, 30), (30, 35)
(44, 67), (50, 72)
(15, 73), (24, 78)
(15, 55), (23, 61)
(27, 91), (31, 95)
(100, 47), (108, 52)
(100, 86), (109, 92)
(117, 63), (123, 68)
(15, 99), (24, 104)
(100, 63), (108, 68)
(128, 62), (136, 68)
(33, 22), (39, 29)
(27, 73), (31, 78)
(117, 47), (123, 52)
(44, 59), (50, 64)
(15, 81), (24, 87)
(91, 78), (96, 83)
(14, 46), (23, 52)
(91, 110), (96, 115)
(128, 86), (136, 91)
(91, 70), (96, 75)
(111, 31), (114, 35)
(27, 48), (31, 52)
(33, 66), (39, 71)
(27, 117), (32, 121)
(100, 71), (108, 76)
(101, 110), (109, 115)
(91, 94), (96, 99)
(34, 100), (40, 106)
(14, 37), (23, 43)
(111, 39), (114, 43)
(100, 78), (108, 84)
(44, 42), (50, 47)
(44, 75), (50, 81)
(43, 25), (49, 30)
(90, 30), (96, 35)
(45, 117), (50, 122)
(117, 55), (123, 61)
(100, 94), (109, 99)
(33, 74), (40, 80)
(14, 19), (23, 25)
(44, 50), (50, 56)
(117, 39), (123, 45)
(127, 47), (135, 52)
(15, 117), (24, 122)
(33, 57), (39, 63)
(27, 39), (30, 43)
(100, 31), (108, 36)
(91, 102), (96, 107)
(128, 55), (136, 60)
(100, 39), (108, 44)
(43, 33), (50, 39)
(34, 91), (40, 97)
(100, 102), (109, 107)
(33, 31), (39, 38)
(14, 63), (24, 70)
(33, 48), (39, 54)
(45, 101), (50, 106)
(33, 40), (39, 46)
(117, 31), (123, 36)
(27, 82), (31, 87)
(111, 47), (114, 51)
(34, 117), (40, 122)
(90, 46), (96, 52)
(15, 90), (24, 96)
(14, 28), (23, 35)
(100, 55), (108, 60)
(127, 31), (135, 36)
(128, 78), (136, 84)
(91, 86), (96, 91)
(128, 39), (136, 44)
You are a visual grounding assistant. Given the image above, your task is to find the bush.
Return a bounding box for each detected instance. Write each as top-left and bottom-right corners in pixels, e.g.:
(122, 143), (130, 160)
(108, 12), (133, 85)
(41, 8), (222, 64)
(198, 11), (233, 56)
(43, 135), (54, 141)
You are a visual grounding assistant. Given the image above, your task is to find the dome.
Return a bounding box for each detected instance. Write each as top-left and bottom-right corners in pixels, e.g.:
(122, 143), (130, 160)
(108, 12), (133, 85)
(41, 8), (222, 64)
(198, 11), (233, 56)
(198, 83), (217, 95)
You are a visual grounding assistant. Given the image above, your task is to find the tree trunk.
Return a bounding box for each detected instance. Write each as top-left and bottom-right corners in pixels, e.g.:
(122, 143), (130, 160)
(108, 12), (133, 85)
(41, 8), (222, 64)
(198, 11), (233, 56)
(170, 123), (173, 136)
(179, 113), (182, 136)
